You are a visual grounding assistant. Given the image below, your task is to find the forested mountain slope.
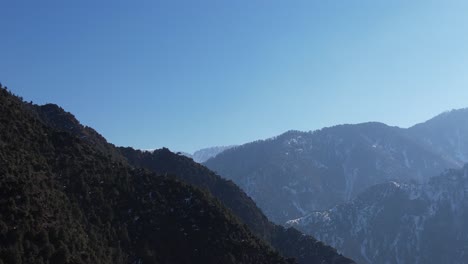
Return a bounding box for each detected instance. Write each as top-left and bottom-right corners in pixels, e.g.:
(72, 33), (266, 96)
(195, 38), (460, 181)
(4, 84), (354, 264)
(205, 124), (456, 223)
(119, 147), (354, 264)
(0, 85), (293, 264)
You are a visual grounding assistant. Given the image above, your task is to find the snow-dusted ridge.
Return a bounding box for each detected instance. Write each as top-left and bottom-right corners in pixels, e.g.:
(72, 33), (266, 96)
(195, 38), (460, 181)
(205, 121), (459, 223)
(287, 166), (468, 264)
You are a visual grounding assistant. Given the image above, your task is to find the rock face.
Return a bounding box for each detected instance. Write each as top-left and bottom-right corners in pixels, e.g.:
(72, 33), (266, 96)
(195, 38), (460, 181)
(205, 122), (457, 223)
(287, 166), (468, 264)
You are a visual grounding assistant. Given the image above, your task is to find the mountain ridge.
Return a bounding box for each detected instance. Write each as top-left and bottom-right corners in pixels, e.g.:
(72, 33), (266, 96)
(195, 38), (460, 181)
(287, 165), (468, 264)
(205, 118), (459, 223)
(0, 84), (297, 264)
(22, 85), (354, 264)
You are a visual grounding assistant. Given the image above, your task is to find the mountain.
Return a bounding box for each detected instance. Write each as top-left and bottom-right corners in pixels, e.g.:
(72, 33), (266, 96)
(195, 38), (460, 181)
(205, 123), (457, 223)
(119, 148), (354, 264)
(183, 146), (236, 163)
(287, 166), (468, 264)
(406, 108), (468, 166)
(13, 85), (354, 264)
(119, 147), (274, 240)
(0, 85), (296, 264)
(29, 103), (126, 163)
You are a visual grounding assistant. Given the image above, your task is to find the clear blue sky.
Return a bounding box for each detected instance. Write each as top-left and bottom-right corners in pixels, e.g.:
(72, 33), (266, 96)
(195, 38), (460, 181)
(2, 0), (468, 152)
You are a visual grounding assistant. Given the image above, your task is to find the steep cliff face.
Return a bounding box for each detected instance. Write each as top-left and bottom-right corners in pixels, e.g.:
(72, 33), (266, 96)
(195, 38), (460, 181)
(288, 166), (468, 264)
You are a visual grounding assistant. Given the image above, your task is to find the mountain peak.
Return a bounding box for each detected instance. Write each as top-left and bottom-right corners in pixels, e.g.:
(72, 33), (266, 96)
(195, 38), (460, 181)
(412, 107), (468, 129)
(407, 107), (468, 165)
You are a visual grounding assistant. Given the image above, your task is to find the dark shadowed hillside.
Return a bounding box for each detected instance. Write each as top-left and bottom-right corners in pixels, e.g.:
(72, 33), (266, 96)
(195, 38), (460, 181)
(28, 103), (126, 164)
(1, 84), (355, 264)
(0, 85), (295, 264)
(119, 147), (354, 264)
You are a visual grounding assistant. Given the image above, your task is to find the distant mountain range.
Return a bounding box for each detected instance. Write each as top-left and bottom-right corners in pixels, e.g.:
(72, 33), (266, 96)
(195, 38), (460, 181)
(287, 166), (468, 264)
(204, 107), (468, 263)
(6, 80), (468, 264)
(181, 146), (237, 163)
(205, 111), (468, 223)
(0, 84), (354, 263)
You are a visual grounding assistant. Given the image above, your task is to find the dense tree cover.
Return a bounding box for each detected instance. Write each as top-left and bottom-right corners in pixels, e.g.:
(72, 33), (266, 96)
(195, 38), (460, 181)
(0, 85), (293, 264)
(28, 103), (126, 164)
(119, 148), (354, 264)
(21, 85), (354, 264)
(119, 147), (274, 241)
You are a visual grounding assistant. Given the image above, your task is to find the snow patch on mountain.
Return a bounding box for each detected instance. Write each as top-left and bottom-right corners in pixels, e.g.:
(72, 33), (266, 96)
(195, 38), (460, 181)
(287, 166), (468, 264)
